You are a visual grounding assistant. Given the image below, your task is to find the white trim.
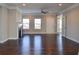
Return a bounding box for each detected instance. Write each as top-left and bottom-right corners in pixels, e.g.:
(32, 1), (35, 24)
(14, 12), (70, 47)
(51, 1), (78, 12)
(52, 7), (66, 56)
(23, 13), (56, 15)
(8, 37), (18, 40)
(60, 4), (79, 13)
(0, 37), (18, 43)
(0, 3), (17, 10)
(0, 39), (8, 43)
(23, 32), (57, 34)
(63, 36), (79, 43)
(67, 37), (79, 43)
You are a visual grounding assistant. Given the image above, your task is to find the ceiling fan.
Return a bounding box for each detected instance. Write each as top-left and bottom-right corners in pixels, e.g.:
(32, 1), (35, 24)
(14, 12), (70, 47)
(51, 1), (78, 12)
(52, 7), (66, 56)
(41, 9), (48, 14)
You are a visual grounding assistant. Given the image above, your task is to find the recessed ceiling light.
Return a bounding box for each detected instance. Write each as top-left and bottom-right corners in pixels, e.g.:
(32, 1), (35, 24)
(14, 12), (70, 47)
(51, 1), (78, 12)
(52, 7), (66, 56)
(58, 3), (62, 6)
(22, 3), (26, 6)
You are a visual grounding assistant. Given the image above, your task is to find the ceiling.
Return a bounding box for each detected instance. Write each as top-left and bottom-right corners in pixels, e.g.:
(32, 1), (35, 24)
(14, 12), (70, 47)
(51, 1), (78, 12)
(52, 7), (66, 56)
(5, 3), (75, 14)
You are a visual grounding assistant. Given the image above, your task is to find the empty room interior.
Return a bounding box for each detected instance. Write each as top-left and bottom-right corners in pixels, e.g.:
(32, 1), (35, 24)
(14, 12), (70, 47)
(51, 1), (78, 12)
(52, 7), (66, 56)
(0, 3), (79, 55)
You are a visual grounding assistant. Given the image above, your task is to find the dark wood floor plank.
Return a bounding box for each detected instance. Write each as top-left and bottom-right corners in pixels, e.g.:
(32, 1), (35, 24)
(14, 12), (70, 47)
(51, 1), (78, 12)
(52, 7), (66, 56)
(0, 34), (79, 55)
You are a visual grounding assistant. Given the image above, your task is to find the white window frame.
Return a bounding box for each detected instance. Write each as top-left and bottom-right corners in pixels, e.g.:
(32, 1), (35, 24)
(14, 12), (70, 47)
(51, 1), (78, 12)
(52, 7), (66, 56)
(34, 18), (41, 29)
(23, 18), (30, 29)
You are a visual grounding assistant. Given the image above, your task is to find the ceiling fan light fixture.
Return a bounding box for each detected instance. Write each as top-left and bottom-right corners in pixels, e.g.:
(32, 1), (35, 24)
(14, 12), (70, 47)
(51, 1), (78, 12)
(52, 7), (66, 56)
(41, 9), (48, 14)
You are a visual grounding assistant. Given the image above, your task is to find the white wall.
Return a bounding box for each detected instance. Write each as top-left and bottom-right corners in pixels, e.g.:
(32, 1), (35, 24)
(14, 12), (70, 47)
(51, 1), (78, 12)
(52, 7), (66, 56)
(0, 6), (56, 43)
(23, 14), (46, 34)
(0, 6), (8, 43)
(46, 15), (56, 33)
(8, 9), (18, 39)
(0, 7), (2, 42)
(62, 6), (79, 43)
(23, 14), (56, 34)
(0, 7), (22, 42)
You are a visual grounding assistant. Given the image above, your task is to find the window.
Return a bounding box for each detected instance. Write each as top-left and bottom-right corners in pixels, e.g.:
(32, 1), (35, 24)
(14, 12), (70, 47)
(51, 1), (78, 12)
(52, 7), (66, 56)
(57, 15), (62, 33)
(34, 18), (41, 29)
(23, 19), (29, 29)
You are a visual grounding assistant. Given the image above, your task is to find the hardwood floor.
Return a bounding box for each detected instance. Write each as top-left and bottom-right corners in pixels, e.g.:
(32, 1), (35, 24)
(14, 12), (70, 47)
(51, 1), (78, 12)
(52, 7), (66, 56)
(0, 34), (79, 55)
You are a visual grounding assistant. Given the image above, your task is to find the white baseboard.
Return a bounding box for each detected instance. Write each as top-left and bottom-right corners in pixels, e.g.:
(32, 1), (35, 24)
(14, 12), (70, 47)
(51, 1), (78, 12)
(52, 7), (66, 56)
(0, 37), (18, 43)
(78, 52), (79, 55)
(63, 35), (79, 43)
(68, 37), (79, 43)
(0, 39), (8, 43)
(8, 37), (18, 40)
